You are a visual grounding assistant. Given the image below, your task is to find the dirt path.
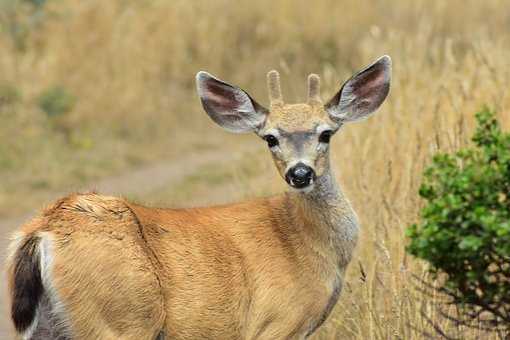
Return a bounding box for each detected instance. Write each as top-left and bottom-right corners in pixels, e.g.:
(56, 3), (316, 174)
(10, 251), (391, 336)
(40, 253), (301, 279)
(0, 144), (261, 338)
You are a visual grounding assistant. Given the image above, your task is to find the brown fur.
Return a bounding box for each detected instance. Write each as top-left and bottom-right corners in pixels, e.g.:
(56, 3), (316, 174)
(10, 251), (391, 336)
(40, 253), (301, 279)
(8, 190), (355, 339)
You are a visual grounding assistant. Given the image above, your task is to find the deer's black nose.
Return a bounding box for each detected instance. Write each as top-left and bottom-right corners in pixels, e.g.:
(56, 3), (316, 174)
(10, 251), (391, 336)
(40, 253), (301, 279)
(285, 163), (316, 189)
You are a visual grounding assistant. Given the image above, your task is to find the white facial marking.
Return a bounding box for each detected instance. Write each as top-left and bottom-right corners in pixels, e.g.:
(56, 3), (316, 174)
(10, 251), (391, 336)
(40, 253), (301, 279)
(316, 124), (333, 134)
(289, 181), (315, 193)
(262, 128), (282, 152)
(261, 128), (279, 138)
(316, 124), (335, 151)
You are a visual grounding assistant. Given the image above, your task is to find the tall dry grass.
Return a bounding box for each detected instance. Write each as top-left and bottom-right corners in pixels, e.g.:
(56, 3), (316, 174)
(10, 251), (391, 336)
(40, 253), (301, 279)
(2, 0), (510, 338)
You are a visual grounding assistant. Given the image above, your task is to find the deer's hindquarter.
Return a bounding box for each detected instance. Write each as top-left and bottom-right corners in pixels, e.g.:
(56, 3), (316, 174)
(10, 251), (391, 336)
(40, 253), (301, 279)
(11, 194), (166, 339)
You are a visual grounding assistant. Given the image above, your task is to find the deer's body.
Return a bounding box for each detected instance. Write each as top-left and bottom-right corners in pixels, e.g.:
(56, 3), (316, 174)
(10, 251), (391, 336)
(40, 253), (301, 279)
(6, 56), (390, 340)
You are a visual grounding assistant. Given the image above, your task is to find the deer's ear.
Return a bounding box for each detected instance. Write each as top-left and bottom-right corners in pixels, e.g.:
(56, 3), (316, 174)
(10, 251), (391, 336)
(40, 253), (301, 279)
(326, 55), (391, 123)
(196, 71), (268, 133)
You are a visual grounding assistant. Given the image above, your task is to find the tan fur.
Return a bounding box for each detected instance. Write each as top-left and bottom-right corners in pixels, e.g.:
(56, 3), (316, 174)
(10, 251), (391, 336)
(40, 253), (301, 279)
(8, 186), (356, 339)
(266, 70), (283, 106)
(307, 74), (321, 105)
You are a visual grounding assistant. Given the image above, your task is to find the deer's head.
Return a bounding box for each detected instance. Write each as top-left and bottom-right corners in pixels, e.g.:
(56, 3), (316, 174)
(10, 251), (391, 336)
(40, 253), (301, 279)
(196, 56), (391, 191)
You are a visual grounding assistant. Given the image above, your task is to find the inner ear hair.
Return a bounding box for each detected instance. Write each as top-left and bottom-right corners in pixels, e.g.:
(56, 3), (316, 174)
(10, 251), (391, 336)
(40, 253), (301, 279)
(326, 55), (391, 123)
(196, 71), (267, 133)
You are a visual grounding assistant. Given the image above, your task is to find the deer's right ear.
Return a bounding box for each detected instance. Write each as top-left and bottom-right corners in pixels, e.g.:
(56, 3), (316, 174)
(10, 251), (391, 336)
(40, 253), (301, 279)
(196, 72), (268, 133)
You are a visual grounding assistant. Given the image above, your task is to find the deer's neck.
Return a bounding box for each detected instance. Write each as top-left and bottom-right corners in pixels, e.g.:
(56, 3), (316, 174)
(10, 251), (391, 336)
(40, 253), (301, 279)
(288, 164), (359, 269)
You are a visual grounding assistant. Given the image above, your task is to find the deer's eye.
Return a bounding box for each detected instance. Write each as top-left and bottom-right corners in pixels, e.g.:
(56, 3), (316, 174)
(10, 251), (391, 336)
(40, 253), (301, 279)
(319, 130), (332, 144)
(264, 134), (279, 148)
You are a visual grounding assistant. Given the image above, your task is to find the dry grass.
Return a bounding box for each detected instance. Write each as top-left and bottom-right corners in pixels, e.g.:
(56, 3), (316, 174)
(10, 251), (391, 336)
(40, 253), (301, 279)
(2, 0), (510, 338)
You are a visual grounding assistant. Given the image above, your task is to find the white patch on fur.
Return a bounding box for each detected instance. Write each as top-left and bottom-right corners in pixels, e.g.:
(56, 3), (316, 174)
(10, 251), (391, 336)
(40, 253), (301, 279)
(290, 183), (315, 194)
(316, 124), (332, 135)
(21, 315), (38, 340)
(260, 128), (283, 153)
(260, 128), (279, 137)
(37, 232), (73, 339)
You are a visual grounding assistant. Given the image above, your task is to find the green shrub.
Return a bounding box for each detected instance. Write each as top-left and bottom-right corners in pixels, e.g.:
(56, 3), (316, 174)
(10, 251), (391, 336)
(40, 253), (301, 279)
(407, 108), (510, 332)
(38, 85), (75, 118)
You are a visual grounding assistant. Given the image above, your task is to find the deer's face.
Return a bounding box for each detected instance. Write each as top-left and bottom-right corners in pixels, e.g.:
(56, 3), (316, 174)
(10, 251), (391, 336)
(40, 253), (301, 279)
(257, 104), (337, 190)
(196, 56), (391, 191)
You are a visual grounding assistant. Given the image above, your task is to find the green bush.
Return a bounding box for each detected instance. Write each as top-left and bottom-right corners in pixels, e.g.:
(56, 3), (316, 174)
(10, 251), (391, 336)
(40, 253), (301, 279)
(407, 108), (510, 332)
(38, 85), (75, 118)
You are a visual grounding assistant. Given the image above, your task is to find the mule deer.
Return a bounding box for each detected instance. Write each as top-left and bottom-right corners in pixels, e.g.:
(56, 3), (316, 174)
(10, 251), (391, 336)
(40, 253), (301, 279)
(6, 56), (391, 339)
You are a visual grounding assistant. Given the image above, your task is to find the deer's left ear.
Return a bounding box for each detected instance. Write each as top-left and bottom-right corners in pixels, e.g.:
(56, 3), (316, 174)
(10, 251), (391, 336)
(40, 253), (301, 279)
(326, 55), (391, 123)
(196, 71), (268, 133)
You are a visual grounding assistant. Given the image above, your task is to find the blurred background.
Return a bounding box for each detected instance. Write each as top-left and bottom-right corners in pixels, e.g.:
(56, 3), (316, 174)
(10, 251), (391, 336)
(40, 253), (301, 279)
(1, 0), (510, 338)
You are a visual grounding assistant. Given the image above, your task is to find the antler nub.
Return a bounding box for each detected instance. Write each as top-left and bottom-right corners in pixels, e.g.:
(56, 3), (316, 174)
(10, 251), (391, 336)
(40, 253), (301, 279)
(267, 70), (283, 107)
(307, 73), (322, 105)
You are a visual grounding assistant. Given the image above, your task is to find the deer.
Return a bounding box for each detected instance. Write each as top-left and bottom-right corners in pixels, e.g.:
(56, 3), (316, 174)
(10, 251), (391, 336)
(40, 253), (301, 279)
(6, 55), (391, 340)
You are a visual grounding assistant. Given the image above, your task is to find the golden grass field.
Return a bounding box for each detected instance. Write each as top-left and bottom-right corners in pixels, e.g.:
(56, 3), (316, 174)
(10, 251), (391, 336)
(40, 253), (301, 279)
(1, 0), (510, 338)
